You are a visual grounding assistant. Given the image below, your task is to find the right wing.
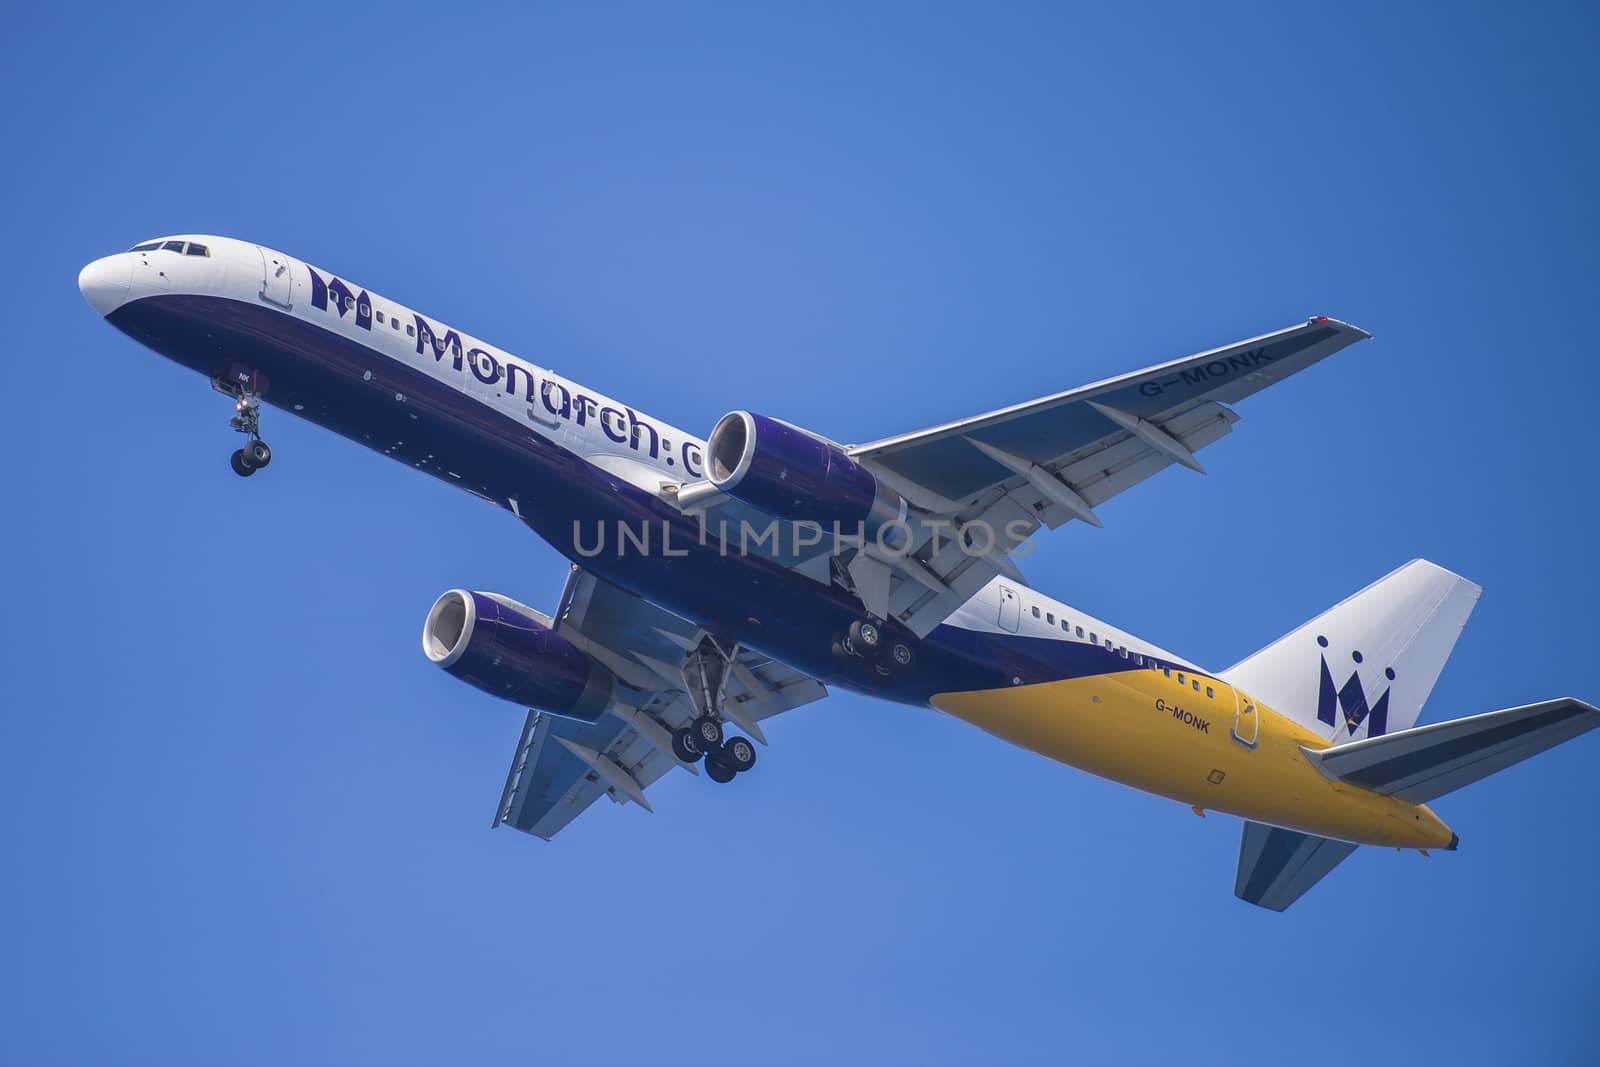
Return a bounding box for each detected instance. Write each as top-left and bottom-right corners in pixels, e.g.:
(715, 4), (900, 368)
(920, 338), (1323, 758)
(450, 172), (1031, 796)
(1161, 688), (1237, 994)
(672, 318), (1371, 637)
(493, 566), (827, 840)
(840, 318), (1371, 635)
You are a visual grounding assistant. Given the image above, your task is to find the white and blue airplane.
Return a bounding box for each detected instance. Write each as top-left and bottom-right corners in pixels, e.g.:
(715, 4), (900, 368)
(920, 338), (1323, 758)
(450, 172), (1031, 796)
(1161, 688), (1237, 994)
(80, 234), (1597, 910)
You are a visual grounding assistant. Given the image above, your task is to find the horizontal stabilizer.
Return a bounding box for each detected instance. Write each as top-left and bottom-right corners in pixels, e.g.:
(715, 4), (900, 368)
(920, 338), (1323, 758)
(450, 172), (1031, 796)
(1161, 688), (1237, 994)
(1235, 821), (1358, 912)
(1304, 698), (1600, 804)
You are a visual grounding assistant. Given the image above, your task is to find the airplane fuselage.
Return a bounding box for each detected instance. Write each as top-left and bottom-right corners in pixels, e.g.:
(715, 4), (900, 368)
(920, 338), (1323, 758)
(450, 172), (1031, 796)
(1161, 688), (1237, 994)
(80, 235), (1456, 851)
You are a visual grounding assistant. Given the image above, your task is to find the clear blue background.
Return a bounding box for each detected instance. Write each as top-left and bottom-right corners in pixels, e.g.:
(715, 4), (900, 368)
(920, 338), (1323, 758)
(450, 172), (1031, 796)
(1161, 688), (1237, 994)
(4, 3), (1597, 1063)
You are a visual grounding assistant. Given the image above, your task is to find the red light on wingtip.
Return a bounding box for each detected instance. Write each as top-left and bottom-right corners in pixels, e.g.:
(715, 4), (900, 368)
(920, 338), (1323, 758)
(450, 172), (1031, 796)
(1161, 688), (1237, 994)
(1314, 316), (1329, 322)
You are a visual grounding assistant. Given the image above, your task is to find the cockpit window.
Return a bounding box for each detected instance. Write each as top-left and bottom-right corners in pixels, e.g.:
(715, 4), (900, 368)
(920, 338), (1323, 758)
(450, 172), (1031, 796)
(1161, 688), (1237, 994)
(129, 242), (162, 252)
(162, 240), (186, 253)
(185, 243), (209, 257)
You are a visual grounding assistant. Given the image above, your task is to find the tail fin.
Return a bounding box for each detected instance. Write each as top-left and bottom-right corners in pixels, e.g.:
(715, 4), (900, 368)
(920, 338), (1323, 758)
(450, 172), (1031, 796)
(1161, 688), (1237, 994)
(1223, 559), (1481, 743)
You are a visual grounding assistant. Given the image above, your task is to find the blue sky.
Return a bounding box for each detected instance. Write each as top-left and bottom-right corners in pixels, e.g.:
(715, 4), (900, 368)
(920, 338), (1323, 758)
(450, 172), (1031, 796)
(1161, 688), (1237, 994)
(4, 2), (1598, 1063)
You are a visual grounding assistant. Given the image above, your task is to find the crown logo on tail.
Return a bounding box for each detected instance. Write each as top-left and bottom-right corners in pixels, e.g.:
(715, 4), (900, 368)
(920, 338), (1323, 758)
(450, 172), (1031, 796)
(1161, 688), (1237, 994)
(1315, 634), (1396, 738)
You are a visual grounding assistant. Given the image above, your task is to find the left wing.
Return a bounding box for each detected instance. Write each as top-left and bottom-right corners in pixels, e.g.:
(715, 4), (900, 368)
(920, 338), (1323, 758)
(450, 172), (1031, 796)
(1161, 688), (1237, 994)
(839, 317), (1371, 635)
(493, 567), (827, 840)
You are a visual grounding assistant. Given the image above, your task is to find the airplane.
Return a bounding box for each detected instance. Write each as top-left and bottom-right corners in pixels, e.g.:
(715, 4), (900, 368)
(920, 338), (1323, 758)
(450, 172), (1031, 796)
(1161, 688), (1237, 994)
(79, 234), (1598, 911)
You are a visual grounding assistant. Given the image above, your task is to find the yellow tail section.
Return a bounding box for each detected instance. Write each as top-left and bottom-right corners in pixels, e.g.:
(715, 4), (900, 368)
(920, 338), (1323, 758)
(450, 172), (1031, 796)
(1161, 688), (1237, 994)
(931, 666), (1454, 850)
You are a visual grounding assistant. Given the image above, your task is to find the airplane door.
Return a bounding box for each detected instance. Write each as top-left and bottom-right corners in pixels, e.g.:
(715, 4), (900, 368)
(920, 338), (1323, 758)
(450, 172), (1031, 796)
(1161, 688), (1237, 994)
(997, 585), (1021, 632)
(257, 246), (293, 308)
(1231, 688), (1259, 749)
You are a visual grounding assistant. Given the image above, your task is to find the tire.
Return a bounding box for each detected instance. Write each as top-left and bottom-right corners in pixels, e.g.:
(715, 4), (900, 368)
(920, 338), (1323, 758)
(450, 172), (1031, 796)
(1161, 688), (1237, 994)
(848, 619), (882, 651)
(831, 639), (851, 661)
(230, 449), (256, 477)
(889, 641), (915, 669)
(705, 754), (736, 783)
(721, 736), (757, 773)
(870, 660), (894, 680)
(246, 440), (272, 468)
(693, 715), (723, 750)
(671, 726), (703, 764)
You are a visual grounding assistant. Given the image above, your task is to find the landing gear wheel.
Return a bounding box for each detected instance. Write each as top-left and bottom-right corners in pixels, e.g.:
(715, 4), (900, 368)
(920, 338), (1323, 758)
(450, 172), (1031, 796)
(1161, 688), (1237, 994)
(671, 726), (704, 764)
(245, 439), (272, 469)
(692, 715), (724, 750)
(870, 660), (895, 680)
(888, 641), (915, 670)
(721, 736), (757, 773)
(230, 449), (256, 477)
(831, 639), (852, 661)
(848, 619), (882, 652)
(705, 754), (737, 783)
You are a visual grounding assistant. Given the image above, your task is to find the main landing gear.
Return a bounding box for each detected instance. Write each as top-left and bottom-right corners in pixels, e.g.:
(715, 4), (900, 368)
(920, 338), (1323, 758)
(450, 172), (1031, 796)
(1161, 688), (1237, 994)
(833, 617), (915, 680)
(672, 635), (758, 784)
(227, 392), (273, 478)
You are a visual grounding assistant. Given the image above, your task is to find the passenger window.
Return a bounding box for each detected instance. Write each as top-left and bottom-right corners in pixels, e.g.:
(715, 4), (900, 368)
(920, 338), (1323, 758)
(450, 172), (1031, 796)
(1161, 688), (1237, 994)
(1205, 686), (1215, 698)
(1177, 673), (1185, 685)
(1163, 668), (1171, 678)
(162, 240), (185, 252)
(344, 296), (355, 310)
(1046, 613), (1054, 624)
(393, 318), (401, 330)
(1075, 626), (1083, 638)
(453, 343), (462, 357)
(1134, 653), (1144, 666)
(1060, 619), (1069, 632)
(185, 243), (209, 256)
(375, 311), (385, 324)
(1090, 633), (1098, 644)
(406, 325), (415, 337)
(1192, 679), (1200, 692)
(1119, 646), (1127, 658)
(1031, 606), (1040, 619)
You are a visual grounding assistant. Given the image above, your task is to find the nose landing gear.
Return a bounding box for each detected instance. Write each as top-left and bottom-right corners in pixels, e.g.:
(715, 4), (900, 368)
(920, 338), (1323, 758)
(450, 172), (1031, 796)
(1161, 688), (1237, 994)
(227, 393), (273, 477)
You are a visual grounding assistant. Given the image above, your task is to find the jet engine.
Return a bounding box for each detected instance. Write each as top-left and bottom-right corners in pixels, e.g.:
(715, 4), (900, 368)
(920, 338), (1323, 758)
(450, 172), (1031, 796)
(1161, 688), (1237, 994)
(705, 411), (912, 548)
(422, 589), (615, 722)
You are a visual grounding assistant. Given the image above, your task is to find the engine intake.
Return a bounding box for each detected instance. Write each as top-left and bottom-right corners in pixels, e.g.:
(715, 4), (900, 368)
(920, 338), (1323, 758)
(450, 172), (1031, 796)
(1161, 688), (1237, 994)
(706, 411), (909, 547)
(422, 589), (615, 722)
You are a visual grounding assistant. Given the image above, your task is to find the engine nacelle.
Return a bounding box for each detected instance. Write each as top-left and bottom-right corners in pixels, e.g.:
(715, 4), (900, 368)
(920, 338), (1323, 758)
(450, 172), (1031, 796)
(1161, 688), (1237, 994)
(706, 411), (910, 548)
(422, 589), (615, 722)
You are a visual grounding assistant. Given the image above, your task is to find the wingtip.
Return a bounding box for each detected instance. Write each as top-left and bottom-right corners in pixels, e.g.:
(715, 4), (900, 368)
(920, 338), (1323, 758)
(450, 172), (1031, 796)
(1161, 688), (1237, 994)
(1310, 315), (1374, 340)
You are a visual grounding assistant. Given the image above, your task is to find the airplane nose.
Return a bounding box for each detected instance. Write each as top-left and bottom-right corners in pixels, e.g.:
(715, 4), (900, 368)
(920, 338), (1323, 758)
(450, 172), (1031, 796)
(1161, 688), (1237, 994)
(78, 255), (132, 316)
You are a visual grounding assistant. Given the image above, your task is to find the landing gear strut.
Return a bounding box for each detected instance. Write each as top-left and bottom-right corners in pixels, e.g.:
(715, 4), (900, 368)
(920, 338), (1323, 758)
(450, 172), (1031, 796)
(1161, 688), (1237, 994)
(227, 392), (273, 477)
(674, 635), (757, 784)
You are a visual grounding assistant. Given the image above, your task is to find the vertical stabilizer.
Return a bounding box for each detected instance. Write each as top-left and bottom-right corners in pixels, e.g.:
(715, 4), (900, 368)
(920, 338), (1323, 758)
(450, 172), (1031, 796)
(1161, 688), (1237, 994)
(1223, 560), (1480, 743)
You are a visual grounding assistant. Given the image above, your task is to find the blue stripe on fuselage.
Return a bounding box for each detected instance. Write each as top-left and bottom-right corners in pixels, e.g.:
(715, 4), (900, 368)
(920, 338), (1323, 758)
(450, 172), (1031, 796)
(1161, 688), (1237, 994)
(105, 293), (1143, 704)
